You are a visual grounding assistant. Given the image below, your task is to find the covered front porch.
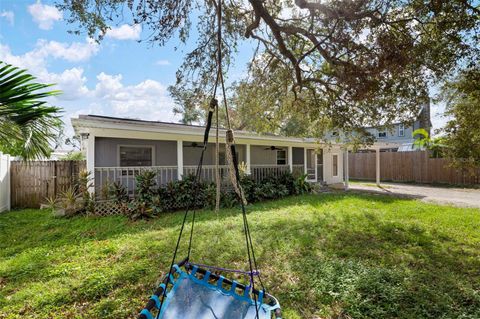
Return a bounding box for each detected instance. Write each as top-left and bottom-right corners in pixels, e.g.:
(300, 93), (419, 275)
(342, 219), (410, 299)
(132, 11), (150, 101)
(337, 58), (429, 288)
(73, 114), (344, 196)
(93, 139), (326, 195)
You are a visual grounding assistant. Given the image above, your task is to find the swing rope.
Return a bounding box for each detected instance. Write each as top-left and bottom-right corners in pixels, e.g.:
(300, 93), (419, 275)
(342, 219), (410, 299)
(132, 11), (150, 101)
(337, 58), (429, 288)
(156, 1), (265, 318)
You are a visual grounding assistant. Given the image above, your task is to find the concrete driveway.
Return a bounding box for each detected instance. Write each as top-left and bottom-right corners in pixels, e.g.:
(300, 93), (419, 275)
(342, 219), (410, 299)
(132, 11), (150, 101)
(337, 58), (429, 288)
(348, 182), (480, 208)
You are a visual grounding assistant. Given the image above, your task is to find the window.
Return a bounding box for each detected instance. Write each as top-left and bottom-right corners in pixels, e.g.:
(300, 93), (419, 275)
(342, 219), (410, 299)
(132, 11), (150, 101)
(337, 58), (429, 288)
(119, 146), (153, 167)
(276, 149), (287, 165)
(332, 154), (338, 177)
(398, 124), (405, 137)
(378, 130), (387, 138)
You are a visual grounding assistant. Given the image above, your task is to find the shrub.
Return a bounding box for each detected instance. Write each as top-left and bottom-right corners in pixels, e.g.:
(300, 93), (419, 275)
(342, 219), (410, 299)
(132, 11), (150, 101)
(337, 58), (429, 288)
(109, 181), (129, 204)
(127, 170), (159, 220)
(85, 170), (312, 219)
(293, 173), (311, 194)
(220, 191), (239, 208)
(239, 176), (258, 202)
(135, 170), (157, 203)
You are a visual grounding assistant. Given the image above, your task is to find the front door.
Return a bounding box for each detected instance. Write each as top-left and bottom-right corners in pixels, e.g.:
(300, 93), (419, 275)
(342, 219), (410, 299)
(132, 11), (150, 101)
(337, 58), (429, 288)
(306, 149), (316, 181)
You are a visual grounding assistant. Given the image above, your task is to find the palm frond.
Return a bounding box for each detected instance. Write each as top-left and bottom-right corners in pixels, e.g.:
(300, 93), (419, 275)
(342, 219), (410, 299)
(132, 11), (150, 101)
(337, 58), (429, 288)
(0, 61), (63, 160)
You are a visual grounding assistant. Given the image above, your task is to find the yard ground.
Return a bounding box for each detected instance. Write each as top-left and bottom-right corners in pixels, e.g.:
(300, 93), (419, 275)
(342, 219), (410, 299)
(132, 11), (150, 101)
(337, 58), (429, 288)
(1, 193), (479, 319)
(349, 181), (480, 208)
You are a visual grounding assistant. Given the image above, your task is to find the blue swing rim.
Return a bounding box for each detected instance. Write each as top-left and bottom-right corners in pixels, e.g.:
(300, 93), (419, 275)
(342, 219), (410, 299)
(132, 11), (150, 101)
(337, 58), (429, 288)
(138, 258), (282, 319)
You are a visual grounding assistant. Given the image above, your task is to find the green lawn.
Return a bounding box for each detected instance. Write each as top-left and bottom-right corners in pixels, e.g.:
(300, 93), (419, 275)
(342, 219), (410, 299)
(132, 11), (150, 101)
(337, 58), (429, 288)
(1, 193), (479, 319)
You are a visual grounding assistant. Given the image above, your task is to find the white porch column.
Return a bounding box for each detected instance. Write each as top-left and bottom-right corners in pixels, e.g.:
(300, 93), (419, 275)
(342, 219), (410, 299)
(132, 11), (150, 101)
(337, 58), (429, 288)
(177, 140), (183, 180)
(246, 144), (251, 175)
(86, 133), (95, 193)
(344, 149), (349, 190)
(303, 148), (307, 174)
(375, 147), (381, 186)
(288, 146), (293, 172)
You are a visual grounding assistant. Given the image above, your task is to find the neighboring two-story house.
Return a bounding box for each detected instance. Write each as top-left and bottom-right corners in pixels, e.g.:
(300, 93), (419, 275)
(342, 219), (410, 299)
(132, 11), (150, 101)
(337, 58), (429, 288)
(362, 101), (431, 152)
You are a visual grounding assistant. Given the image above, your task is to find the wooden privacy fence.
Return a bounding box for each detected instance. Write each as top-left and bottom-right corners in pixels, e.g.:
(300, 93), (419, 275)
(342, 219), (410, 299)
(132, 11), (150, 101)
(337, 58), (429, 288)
(349, 151), (480, 185)
(11, 160), (86, 208)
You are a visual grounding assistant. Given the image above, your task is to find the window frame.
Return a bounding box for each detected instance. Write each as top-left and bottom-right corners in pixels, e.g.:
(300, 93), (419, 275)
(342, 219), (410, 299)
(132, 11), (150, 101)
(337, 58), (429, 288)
(398, 124), (405, 137)
(117, 144), (155, 167)
(378, 130), (387, 138)
(332, 154), (339, 177)
(276, 149), (287, 165)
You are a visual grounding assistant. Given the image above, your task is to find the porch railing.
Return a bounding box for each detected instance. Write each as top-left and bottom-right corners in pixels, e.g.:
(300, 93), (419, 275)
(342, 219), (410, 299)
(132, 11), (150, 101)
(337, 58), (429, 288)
(183, 165), (230, 183)
(94, 164), (306, 196)
(251, 164), (290, 181)
(94, 166), (178, 196)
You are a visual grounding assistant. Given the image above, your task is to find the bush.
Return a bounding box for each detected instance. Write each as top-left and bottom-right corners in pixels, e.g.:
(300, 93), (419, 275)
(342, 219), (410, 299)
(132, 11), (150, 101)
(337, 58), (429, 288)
(45, 170), (95, 217)
(87, 170), (312, 219)
(293, 173), (312, 194)
(109, 181), (129, 204)
(126, 170), (159, 220)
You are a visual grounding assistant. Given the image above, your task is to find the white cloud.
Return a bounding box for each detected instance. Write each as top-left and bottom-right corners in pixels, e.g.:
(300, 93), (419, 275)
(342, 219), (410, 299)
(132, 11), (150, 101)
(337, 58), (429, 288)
(94, 73), (124, 98)
(44, 68), (90, 100)
(0, 38), (98, 73)
(0, 10), (14, 26)
(36, 38), (99, 62)
(105, 24), (142, 41)
(93, 72), (175, 120)
(28, 0), (62, 30)
(0, 42), (177, 136)
(155, 59), (171, 66)
(0, 40), (96, 100)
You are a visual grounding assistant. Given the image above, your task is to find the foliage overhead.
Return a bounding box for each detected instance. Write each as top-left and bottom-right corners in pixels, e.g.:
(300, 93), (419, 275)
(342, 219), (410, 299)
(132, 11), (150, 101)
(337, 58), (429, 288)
(58, 0), (479, 137)
(0, 61), (62, 160)
(438, 67), (480, 172)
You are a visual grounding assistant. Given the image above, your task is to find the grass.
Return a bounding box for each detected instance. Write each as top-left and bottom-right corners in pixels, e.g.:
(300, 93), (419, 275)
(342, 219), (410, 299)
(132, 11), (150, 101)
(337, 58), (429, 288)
(1, 193), (479, 319)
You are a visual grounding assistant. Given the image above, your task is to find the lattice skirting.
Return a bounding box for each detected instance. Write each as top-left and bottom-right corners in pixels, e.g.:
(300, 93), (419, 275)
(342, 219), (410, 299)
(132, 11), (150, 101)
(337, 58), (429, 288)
(90, 200), (127, 216)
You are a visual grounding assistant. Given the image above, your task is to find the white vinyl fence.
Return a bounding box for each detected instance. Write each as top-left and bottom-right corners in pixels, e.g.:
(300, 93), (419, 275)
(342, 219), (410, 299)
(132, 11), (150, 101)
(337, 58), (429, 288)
(0, 152), (11, 212)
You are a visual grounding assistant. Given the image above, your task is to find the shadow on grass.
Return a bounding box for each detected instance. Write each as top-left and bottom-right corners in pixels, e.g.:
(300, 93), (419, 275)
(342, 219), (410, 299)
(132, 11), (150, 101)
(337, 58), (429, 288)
(1, 193), (479, 318)
(262, 211), (480, 318)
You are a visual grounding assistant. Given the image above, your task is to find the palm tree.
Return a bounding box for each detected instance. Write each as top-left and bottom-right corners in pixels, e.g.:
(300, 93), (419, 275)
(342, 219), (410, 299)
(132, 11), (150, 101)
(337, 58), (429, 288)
(0, 61), (62, 160)
(412, 128), (445, 158)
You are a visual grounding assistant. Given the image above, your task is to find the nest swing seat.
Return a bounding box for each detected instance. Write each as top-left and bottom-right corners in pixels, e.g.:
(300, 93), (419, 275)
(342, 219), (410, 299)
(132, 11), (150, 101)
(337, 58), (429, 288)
(139, 260), (281, 319)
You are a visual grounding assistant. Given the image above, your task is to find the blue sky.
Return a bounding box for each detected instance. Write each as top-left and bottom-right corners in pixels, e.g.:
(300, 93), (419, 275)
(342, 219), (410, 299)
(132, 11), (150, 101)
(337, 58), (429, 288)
(0, 0), (446, 142)
(0, 0), (255, 139)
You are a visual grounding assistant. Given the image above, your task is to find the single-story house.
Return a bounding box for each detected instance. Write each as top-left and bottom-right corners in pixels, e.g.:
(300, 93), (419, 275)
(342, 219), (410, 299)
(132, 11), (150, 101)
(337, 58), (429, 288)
(72, 115), (346, 195)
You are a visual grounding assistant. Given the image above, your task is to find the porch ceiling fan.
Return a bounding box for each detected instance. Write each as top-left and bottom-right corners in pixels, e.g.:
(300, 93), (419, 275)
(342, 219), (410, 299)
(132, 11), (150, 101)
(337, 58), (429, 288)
(184, 142), (203, 148)
(264, 146), (283, 151)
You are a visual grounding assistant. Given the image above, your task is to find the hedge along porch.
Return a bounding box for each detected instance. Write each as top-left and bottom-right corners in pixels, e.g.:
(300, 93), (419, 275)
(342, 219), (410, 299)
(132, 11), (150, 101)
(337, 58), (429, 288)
(72, 115), (346, 195)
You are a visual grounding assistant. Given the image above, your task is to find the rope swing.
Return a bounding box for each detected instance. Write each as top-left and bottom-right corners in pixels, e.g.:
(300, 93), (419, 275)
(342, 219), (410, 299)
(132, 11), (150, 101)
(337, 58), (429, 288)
(137, 1), (282, 318)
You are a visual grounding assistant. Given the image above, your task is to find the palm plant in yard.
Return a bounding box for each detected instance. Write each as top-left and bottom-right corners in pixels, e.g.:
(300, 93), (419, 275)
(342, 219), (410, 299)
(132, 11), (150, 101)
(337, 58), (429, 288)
(0, 61), (62, 160)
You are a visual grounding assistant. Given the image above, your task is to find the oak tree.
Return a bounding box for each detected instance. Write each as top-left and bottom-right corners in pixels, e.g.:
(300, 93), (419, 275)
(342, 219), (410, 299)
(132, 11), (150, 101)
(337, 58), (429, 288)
(59, 0), (479, 137)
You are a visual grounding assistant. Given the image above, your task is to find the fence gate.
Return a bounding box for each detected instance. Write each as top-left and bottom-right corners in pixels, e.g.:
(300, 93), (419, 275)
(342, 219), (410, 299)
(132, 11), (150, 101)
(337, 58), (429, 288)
(10, 160), (86, 208)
